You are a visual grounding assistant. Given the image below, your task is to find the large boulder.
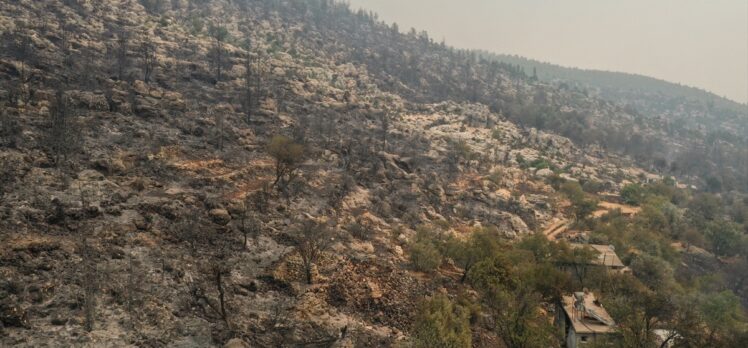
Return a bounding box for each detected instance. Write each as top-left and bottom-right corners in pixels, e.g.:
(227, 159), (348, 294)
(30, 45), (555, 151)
(209, 208), (232, 226)
(132, 80), (149, 95)
(224, 338), (250, 348)
(536, 168), (554, 177)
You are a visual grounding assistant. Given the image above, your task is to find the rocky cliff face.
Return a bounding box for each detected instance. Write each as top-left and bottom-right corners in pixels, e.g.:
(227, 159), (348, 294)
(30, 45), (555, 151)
(0, 1), (661, 346)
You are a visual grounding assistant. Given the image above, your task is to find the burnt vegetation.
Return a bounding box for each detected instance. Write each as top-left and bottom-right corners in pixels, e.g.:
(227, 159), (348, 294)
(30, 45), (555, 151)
(0, 0), (746, 347)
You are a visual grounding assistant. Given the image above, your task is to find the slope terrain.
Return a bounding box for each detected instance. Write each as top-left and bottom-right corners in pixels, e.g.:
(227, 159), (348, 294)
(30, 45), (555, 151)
(1, 1), (746, 347)
(490, 53), (748, 191)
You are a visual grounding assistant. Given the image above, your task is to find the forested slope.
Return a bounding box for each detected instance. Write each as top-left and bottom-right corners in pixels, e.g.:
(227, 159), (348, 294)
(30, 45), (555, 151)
(0, 1), (746, 347)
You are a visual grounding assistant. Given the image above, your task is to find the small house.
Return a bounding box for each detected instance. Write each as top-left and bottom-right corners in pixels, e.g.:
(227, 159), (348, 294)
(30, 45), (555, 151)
(557, 291), (619, 348)
(570, 244), (631, 274)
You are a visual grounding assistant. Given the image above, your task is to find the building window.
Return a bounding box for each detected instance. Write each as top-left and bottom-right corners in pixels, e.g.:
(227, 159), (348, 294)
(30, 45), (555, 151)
(581, 336), (588, 343)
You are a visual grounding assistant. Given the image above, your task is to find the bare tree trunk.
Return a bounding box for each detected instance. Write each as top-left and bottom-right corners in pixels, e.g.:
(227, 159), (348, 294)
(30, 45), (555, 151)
(305, 265), (313, 285)
(216, 272), (228, 325)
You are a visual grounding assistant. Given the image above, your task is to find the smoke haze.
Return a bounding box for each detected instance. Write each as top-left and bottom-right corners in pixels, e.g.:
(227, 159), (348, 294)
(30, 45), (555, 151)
(347, 0), (748, 104)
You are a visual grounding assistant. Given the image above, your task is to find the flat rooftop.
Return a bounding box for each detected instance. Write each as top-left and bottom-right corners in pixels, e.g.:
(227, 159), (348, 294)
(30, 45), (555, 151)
(570, 244), (625, 268)
(561, 292), (617, 334)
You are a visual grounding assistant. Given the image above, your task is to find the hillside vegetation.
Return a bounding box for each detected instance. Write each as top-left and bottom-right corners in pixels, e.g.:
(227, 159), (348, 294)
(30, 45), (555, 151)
(489, 53), (748, 192)
(0, 0), (746, 347)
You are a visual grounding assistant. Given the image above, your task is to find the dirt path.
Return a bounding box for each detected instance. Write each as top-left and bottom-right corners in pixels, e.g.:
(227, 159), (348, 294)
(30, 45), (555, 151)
(545, 201), (640, 240)
(593, 202), (641, 218)
(543, 218), (570, 240)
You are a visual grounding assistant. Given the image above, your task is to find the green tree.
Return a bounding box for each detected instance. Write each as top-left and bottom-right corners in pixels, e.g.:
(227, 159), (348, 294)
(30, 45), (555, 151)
(487, 285), (560, 348)
(707, 220), (742, 257)
(412, 294), (472, 348)
(637, 196), (682, 238)
(608, 289), (675, 348)
(621, 183), (646, 206)
(557, 244), (599, 287)
(468, 254), (559, 348)
(700, 291), (746, 347)
(518, 233), (562, 263)
(445, 227), (503, 282)
(527, 262), (571, 303)
(630, 254), (673, 291)
(467, 255), (517, 292)
(572, 198), (599, 223)
(561, 181), (599, 223)
(687, 193), (722, 223)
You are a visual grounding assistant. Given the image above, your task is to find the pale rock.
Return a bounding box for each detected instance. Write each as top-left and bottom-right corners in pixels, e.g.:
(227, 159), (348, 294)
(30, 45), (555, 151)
(536, 168), (554, 177)
(209, 208), (231, 225)
(224, 338), (250, 348)
(133, 80), (149, 95)
(149, 88), (162, 99)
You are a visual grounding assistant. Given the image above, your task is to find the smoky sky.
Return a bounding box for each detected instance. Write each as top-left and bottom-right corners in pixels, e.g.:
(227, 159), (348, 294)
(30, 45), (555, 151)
(347, 0), (748, 104)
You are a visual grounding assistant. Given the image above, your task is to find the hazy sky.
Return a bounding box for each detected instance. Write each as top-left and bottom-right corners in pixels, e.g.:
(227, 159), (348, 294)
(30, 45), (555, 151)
(347, 0), (748, 104)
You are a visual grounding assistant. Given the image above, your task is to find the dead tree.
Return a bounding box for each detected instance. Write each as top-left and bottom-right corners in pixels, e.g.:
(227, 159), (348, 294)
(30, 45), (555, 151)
(44, 87), (81, 166)
(243, 52), (256, 122)
(77, 190), (98, 333)
(212, 109), (225, 151)
(15, 32), (33, 76)
(140, 0), (165, 13)
(292, 113), (310, 144)
(248, 184), (271, 214)
(252, 54), (263, 114)
(0, 108), (22, 148)
(212, 258), (230, 325)
(78, 47), (99, 90)
(193, 251), (232, 327)
(235, 203), (261, 250)
(339, 141), (352, 172)
(326, 174), (355, 212)
(173, 209), (205, 254)
(380, 110), (390, 152)
(114, 27), (130, 81)
(294, 220), (333, 285)
(5, 28), (34, 80)
(274, 67), (294, 115)
(2, 28), (35, 104)
(207, 23), (229, 82)
(59, 21), (73, 67)
(242, 43), (265, 123)
(81, 240), (98, 332)
(125, 254), (138, 330)
(139, 40), (156, 82)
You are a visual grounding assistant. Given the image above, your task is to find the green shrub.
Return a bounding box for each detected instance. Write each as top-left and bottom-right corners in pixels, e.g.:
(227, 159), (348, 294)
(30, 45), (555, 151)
(411, 241), (442, 272)
(347, 222), (369, 240)
(491, 128), (503, 140)
(529, 158), (554, 171)
(621, 183), (646, 205)
(582, 180), (606, 194)
(188, 16), (204, 35)
(434, 219), (451, 230)
(487, 169), (503, 185)
(412, 294), (471, 348)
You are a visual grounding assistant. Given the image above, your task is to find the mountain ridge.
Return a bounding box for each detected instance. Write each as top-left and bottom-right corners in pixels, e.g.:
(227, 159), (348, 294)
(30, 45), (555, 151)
(489, 52), (748, 108)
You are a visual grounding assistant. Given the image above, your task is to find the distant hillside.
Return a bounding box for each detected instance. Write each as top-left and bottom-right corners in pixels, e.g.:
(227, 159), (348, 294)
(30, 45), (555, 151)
(487, 53), (748, 113)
